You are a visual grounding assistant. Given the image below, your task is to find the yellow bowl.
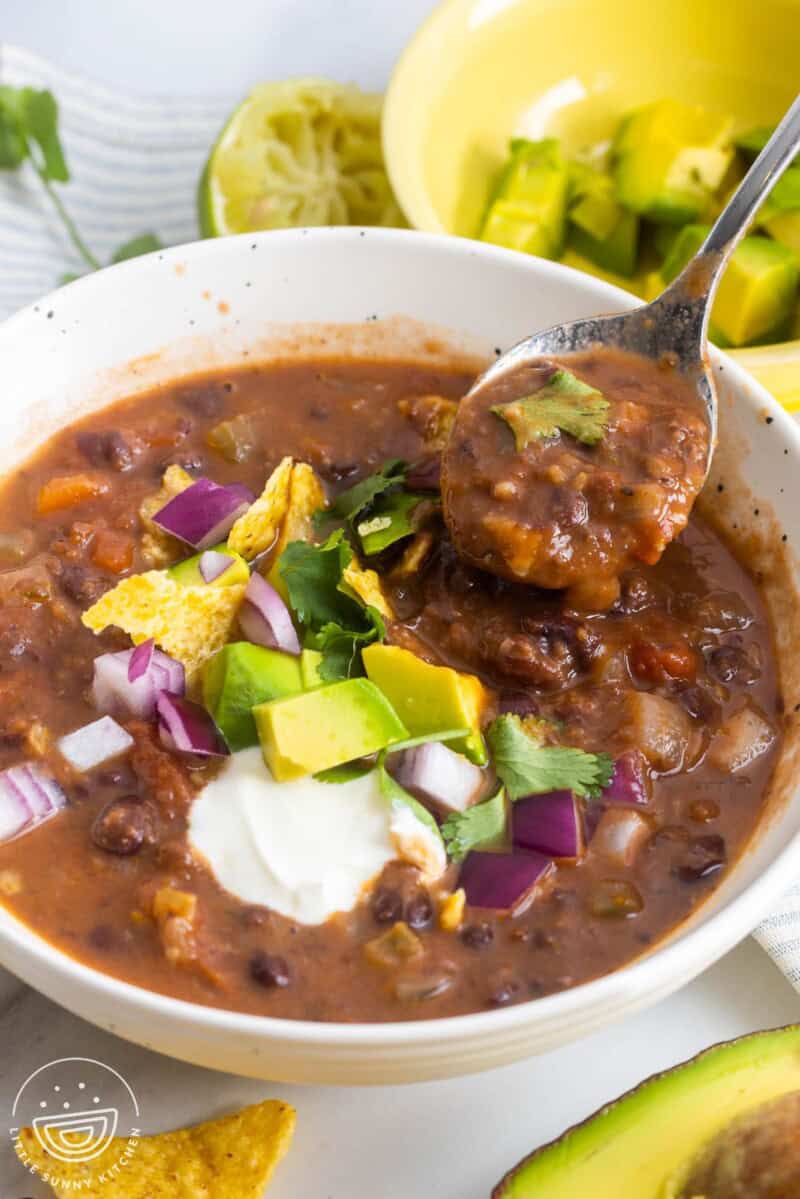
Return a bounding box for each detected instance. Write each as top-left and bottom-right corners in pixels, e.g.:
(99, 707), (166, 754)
(383, 0), (800, 403)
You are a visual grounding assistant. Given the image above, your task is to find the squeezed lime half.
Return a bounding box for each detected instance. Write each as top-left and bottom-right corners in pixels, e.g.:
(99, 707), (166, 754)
(199, 78), (405, 236)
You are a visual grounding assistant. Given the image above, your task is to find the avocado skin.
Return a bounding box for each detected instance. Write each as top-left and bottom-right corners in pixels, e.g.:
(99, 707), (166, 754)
(493, 1025), (800, 1198)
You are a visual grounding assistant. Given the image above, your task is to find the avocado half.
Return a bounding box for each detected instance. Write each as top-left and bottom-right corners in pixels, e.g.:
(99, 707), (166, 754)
(494, 1025), (800, 1198)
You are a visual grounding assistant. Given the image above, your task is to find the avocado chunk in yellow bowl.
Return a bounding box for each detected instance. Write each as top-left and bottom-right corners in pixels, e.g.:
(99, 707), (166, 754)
(383, 0), (800, 399)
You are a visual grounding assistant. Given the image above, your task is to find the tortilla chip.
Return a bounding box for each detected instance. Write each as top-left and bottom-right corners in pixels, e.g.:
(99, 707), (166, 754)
(341, 558), (394, 620)
(139, 464), (194, 567)
(82, 570), (245, 678)
(227, 456), (293, 560)
(15, 1098), (296, 1198)
(266, 462), (327, 598)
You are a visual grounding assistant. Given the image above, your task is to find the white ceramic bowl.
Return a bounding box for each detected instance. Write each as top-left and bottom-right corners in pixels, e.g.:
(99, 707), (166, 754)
(0, 228), (799, 1085)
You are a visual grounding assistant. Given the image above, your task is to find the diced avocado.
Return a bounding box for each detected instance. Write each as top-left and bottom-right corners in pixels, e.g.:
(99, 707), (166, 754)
(362, 643), (489, 765)
(712, 237), (798, 345)
(202, 641), (302, 751)
(254, 678), (408, 781)
(764, 210), (800, 263)
(660, 223), (709, 283)
(300, 648), (325, 689)
(661, 226), (798, 346)
(612, 99), (733, 224)
(168, 543), (249, 588)
(493, 1025), (800, 1198)
(480, 138), (569, 259)
(568, 178), (639, 276)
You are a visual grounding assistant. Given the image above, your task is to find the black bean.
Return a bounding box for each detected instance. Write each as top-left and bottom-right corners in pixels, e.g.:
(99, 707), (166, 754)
(499, 692), (540, 718)
(461, 922), (494, 949)
(405, 891), (434, 930)
(240, 905), (270, 929)
(249, 950), (291, 988)
(675, 684), (721, 724)
(91, 796), (157, 856)
(75, 430), (134, 472)
(88, 923), (116, 951)
(178, 386), (224, 418)
(59, 564), (108, 606)
(370, 886), (404, 925)
(105, 432), (135, 472)
(488, 977), (521, 1006)
(75, 431), (107, 466)
(707, 645), (759, 686)
(675, 835), (727, 882)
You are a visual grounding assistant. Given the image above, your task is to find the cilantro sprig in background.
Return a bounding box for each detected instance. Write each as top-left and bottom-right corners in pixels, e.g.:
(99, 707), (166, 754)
(0, 86), (161, 279)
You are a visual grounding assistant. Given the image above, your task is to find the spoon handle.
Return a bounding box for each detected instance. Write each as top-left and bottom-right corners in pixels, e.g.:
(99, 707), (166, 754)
(672, 93), (800, 320)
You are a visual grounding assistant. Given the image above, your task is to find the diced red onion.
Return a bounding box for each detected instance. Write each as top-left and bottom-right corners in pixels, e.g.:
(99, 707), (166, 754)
(459, 849), (553, 913)
(92, 646), (185, 719)
(388, 741), (483, 815)
(603, 750), (650, 807)
(238, 573), (301, 655)
(152, 478), (254, 551)
(128, 638), (154, 682)
(199, 550), (235, 583)
(591, 807), (653, 868)
(156, 692), (229, 757)
(0, 763), (66, 843)
(58, 716), (134, 773)
(512, 790), (583, 859)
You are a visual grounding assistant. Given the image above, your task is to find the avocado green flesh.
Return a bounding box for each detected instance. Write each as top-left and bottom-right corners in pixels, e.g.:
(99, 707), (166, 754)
(254, 677), (408, 780)
(494, 1026), (800, 1199)
(661, 227), (798, 346)
(612, 99), (733, 226)
(480, 138), (569, 259)
(202, 641), (303, 752)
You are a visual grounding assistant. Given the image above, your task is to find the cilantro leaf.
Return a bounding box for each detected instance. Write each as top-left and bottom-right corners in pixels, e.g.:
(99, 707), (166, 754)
(441, 787), (507, 863)
(279, 529), (361, 628)
(307, 606), (386, 682)
(0, 84), (162, 278)
(357, 492), (429, 555)
(378, 756), (443, 842)
(320, 459), (406, 526)
(278, 530), (386, 679)
(315, 762), (373, 783)
(492, 367), (609, 449)
(487, 714), (613, 800)
(111, 232), (163, 263)
(20, 88), (69, 182)
(0, 87), (28, 168)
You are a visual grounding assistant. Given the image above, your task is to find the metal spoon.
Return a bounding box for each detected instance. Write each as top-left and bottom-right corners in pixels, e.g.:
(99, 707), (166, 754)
(463, 93), (800, 477)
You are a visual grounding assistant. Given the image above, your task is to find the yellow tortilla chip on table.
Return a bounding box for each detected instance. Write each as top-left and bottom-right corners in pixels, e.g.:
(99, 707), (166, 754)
(227, 455), (293, 560)
(139, 464), (194, 567)
(341, 558), (394, 620)
(15, 1097), (295, 1199)
(82, 570), (246, 678)
(265, 462), (327, 598)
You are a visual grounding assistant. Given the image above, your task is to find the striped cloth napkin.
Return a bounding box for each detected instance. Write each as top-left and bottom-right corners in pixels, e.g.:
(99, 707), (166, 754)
(1, 43), (798, 996)
(0, 43), (234, 317)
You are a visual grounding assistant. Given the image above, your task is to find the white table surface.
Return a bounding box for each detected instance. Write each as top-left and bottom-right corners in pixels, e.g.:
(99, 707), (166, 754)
(1, 4), (799, 1196)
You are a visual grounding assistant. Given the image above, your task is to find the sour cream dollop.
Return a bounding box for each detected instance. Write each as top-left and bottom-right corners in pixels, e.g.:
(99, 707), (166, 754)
(189, 748), (398, 925)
